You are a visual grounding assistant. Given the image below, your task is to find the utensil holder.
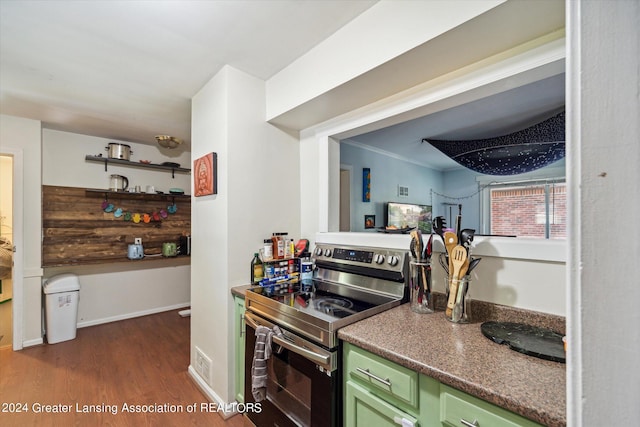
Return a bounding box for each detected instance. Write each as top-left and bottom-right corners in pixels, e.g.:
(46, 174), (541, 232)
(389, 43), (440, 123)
(444, 275), (471, 323)
(410, 260), (434, 314)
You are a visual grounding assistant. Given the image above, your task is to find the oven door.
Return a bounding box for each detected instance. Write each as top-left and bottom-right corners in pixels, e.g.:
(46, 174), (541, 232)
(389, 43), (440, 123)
(244, 311), (338, 427)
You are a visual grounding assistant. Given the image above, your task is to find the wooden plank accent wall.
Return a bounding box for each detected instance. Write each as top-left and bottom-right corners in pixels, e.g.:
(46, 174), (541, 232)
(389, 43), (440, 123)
(42, 185), (191, 267)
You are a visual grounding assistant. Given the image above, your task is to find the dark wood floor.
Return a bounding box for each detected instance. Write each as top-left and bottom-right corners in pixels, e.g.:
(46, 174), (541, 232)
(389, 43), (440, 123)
(0, 310), (244, 427)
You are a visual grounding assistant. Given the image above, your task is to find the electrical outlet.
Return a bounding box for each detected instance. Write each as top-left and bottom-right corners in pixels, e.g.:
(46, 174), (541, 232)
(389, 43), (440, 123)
(134, 238), (142, 245)
(195, 346), (212, 385)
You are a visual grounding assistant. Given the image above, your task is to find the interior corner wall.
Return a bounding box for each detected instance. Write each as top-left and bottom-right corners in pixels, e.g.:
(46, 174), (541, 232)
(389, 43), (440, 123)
(191, 66), (300, 403)
(567, 1), (640, 425)
(191, 66), (231, 402)
(0, 114), (43, 346)
(300, 131), (321, 241)
(339, 143), (443, 232)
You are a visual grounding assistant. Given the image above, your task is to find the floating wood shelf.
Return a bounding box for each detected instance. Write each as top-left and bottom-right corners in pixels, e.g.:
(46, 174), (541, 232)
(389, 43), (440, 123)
(84, 188), (190, 200)
(85, 155), (190, 178)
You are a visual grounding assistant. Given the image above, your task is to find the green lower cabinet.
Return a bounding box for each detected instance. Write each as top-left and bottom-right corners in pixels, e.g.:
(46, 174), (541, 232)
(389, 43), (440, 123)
(440, 385), (543, 427)
(343, 343), (541, 427)
(343, 342), (440, 427)
(346, 381), (419, 427)
(233, 295), (246, 403)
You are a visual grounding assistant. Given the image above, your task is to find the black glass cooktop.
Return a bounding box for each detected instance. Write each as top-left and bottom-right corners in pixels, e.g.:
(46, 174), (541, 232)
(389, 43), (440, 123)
(248, 284), (379, 322)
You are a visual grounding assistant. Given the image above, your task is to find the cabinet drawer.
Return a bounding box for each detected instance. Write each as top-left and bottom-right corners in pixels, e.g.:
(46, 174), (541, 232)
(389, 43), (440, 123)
(440, 385), (542, 427)
(345, 381), (419, 427)
(344, 343), (418, 409)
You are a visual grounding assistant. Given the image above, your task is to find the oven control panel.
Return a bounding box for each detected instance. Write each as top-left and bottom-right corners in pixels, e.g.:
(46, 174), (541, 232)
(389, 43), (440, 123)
(313, 244), (407, 273)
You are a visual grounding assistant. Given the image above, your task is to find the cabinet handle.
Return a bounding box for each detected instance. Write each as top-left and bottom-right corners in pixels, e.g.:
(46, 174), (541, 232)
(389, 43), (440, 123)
(393, 416), (415, 427)
(460, 419), (479, 427)
(240, 314), (245, 337)
(356, 367), (392, 387)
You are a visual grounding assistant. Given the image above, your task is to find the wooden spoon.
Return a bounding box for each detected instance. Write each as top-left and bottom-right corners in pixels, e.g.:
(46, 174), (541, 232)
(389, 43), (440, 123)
(445, 245), (467, 317)
(443, 231), (458, 287)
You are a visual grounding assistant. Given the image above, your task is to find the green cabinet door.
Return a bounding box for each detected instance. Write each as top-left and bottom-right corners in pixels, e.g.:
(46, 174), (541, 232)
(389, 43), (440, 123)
(233, 295), (246, 403)
(345, 380), (419, 427)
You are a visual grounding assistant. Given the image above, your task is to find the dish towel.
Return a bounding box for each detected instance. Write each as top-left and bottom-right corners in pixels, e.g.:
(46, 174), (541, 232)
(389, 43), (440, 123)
(251, 325), (282, 402)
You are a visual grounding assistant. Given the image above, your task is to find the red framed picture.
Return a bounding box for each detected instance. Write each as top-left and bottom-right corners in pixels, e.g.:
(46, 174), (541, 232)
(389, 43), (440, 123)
(194, 152), (217, 197)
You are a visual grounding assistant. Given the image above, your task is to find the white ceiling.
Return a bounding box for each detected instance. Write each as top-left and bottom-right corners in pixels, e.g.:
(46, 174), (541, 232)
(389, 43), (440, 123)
(347, 73), (566, 171)
(1, 0), (565, 172)
(0, 0), (377, 146)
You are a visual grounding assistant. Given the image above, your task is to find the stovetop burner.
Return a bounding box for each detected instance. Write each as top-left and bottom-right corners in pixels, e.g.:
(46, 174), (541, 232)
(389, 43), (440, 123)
(315, 296), (355, 317)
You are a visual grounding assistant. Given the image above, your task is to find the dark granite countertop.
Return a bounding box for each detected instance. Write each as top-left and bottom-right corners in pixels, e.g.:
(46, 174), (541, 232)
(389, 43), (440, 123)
(338, 302), (566, 427)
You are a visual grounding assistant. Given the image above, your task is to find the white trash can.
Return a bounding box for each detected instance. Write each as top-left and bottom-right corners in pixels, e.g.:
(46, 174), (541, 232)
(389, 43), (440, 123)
(43, 273), (80, 344)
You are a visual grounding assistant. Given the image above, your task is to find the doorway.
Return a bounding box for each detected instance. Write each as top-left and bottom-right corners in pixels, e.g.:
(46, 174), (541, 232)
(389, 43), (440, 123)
(0, 154), (13, 349)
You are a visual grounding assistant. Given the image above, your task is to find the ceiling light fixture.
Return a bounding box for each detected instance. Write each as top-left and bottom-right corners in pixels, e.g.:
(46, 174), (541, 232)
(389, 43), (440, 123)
(155, 135), (183, 149)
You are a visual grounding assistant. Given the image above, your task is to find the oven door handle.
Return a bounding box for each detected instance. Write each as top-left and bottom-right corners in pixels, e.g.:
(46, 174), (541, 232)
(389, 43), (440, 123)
(244, 312), (331, 368)
(271, 334), (330, 367)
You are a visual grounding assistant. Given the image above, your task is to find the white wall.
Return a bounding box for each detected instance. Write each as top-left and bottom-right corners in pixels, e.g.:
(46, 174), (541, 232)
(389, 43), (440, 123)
(40, 129), (191, 328)
(0, 114), (43, 346)
(42, 129), (191, 191)
(340, 142), (443, 232)
(190, 65), (299, 404)
(266, 0), (505, 120)
(567, 1), (640, 426)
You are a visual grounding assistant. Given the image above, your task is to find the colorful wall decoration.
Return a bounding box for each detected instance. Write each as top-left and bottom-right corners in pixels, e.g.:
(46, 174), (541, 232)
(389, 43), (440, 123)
(362, 167), (371, 202)
(194, 152), (217, 197)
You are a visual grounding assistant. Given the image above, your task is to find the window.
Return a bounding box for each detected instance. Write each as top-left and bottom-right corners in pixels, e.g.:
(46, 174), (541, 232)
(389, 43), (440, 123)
(488, 180), (566, 239)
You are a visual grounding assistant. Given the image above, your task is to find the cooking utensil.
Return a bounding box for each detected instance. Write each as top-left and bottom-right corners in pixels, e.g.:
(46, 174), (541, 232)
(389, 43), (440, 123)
(455, 204), (462, 241)
(460, 228), (475, 249)
(446, 245), (467, 317)
(453, 257), (470, 321)
(409, 231), (418, 259)
(468, 257), (482, 274)
(443, 231), (457, 253)
(425, 233), (432, 297)
(452, 275), (470, 323)
(109, 174), (129, 192)
(410, 229), (422, 261)
(409, 230), (425, 303)
(438, 252), (449, 274)
(443, 231), (458, 276)
(433, 216), (447, 242)
(106, 142), (133, 160)
(424, 233), (432, 261)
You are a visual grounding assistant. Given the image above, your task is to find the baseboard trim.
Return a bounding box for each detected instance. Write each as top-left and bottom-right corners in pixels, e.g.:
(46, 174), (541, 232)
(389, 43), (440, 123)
(23, 337), (44, 347)
(187, 365), (239, 420)
(76, 303), (190, 329)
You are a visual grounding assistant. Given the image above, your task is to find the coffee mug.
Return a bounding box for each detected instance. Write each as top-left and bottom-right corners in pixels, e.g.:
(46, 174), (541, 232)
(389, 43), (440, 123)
(146, 185), (155, 193)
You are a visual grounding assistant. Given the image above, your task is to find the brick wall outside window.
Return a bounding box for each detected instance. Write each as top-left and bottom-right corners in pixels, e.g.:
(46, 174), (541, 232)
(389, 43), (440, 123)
(491, 184), (566, 238)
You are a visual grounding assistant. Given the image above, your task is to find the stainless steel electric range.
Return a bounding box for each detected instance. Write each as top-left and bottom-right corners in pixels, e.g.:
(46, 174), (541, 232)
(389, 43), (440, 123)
(244, 243), (409, 427)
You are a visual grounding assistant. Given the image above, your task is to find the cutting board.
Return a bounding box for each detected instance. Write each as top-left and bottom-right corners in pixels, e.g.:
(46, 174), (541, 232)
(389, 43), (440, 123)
(481, 321), (565, 363)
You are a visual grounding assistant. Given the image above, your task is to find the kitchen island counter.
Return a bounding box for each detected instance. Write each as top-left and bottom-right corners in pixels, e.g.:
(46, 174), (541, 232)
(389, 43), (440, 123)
(338, 303), (566, 427)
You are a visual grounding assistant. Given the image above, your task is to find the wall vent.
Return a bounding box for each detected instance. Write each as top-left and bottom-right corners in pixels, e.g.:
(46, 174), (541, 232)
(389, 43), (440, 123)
(398, 185), (409, 197)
